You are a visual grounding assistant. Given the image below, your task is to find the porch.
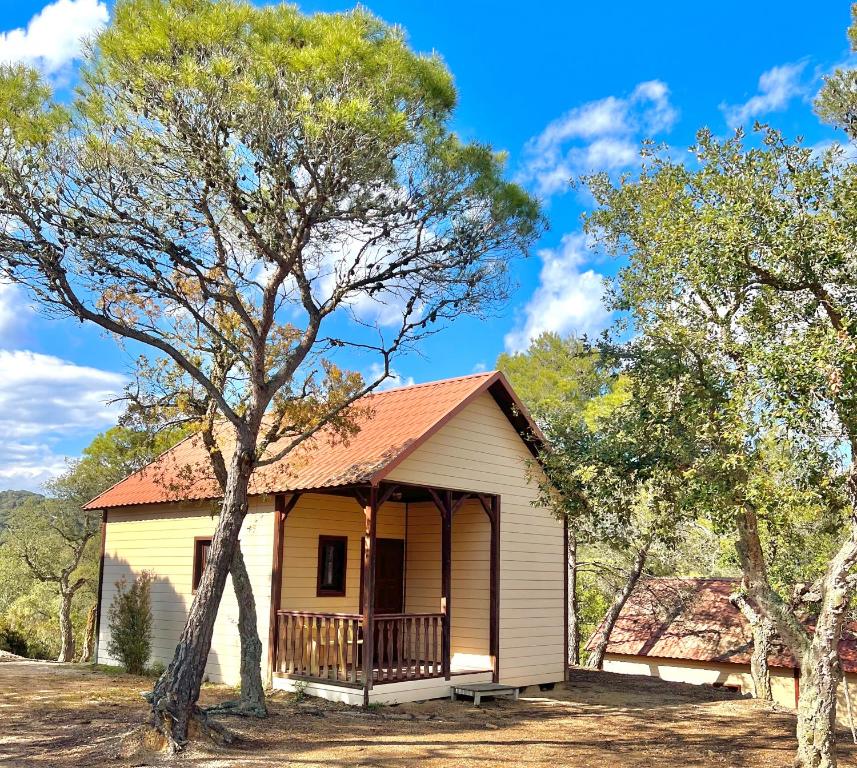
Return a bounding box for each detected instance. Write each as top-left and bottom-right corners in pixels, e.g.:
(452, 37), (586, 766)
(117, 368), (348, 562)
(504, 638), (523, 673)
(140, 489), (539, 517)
(267, 482), (500, 704)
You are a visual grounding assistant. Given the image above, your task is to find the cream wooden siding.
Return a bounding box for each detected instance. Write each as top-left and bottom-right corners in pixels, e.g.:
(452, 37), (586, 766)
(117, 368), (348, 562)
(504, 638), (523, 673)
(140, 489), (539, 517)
(387, 392), (565, 687)
(400, 500), (490, 665)
(97, 498), (273, 686)
(451, 500), (490, 665)
(403, 502), (440, 614)
(280, 493), (404, 614)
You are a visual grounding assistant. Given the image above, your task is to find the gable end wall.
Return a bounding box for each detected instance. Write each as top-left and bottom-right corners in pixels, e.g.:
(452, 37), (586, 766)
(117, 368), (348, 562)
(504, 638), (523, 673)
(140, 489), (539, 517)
(386, 391), (565, 687)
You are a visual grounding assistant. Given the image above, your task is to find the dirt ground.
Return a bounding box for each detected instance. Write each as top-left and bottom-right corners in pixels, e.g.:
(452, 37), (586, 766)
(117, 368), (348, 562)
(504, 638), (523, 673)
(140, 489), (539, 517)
(2, 656), (857, 768)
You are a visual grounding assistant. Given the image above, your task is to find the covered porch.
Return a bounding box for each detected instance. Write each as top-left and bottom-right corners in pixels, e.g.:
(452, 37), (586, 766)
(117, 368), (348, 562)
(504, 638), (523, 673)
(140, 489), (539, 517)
(267, 481), (500, 704)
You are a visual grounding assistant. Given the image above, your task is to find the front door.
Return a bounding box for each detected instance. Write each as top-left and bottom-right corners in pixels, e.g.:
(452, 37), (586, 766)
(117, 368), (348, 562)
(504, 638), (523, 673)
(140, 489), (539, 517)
(374, 538), (405, 614)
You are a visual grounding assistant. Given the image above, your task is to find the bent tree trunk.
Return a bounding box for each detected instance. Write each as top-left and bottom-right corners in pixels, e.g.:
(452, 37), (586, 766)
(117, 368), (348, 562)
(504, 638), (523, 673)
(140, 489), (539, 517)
(79, 604), (97, 663)
(730, 591), (774, 701)
(568, 531), (580, 666)
(206, 543), (267, 717)
(57, 590), (76, 663)
(586, 535), (653, 670)
(232, 545), (266, 714)
(150, 444), (255, 750)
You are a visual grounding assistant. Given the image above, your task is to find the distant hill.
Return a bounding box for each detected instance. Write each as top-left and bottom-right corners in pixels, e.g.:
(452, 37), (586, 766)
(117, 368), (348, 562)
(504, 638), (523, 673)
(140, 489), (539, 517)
(0, 490), (43, 530)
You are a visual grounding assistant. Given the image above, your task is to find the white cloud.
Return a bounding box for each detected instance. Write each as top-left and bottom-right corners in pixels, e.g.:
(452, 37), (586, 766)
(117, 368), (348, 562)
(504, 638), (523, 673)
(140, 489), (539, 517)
(0, 441), (68, 491)
(504, 233), (610, 353)
(0, 0), (108, 76)
(721, 62), (807, 129)
(0, 350), (125, 490)
(367, 362), (415, 391)
(0, 282), (34, 346)
(519, 80), (678, 198)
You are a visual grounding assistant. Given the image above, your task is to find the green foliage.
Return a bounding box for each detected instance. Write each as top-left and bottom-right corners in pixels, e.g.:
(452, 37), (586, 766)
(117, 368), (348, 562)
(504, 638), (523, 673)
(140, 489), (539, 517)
(0, 425), (186, 659)
(0, 0), (542, 468)
(816, 5), (857, 137)
(498, 332), (610, 429)
(147, 659), (166, 679)
(0, 621), (30, 656)
(585, 125), (856, 601)
(0, 489), (41, 530)
(107, 571), (154, 676)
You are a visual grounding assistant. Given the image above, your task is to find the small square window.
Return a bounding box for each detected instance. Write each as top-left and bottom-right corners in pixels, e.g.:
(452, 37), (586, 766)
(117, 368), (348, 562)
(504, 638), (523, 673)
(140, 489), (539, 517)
(192, 537), (212, 592)
(317, 536), (347, 597)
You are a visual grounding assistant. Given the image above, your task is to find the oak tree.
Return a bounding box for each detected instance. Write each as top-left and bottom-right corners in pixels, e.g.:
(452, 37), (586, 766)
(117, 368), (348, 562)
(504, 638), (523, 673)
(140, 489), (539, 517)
(587, 128), (857, 768)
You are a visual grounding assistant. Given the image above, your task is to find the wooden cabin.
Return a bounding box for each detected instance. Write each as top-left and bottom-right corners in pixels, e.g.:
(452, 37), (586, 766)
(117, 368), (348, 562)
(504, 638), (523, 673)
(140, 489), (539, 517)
(86, 372), (567, 705)
(594, 577), (857, 726)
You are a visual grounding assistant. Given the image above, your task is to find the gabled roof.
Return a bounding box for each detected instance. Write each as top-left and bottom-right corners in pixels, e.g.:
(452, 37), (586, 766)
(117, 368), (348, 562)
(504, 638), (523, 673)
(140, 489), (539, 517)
(84, 370), (544, 510)
(597, 577), (857, 674)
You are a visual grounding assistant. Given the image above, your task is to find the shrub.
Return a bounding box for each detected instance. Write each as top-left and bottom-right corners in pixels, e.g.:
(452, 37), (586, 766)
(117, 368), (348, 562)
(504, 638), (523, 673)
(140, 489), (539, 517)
(147, 660), (166, 679)
(106, 571), (153, 675)
(0, 622), (29, 657)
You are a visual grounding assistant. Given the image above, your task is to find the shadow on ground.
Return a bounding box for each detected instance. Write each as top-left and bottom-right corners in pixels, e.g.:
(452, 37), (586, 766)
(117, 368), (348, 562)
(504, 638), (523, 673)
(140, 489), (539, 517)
(1, 661), (855, 768)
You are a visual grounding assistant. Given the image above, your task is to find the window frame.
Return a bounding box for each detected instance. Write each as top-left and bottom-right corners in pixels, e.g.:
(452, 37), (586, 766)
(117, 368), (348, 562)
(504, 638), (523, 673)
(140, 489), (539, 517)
(192, 536), (212, 593)
(316, 535), (348, 597)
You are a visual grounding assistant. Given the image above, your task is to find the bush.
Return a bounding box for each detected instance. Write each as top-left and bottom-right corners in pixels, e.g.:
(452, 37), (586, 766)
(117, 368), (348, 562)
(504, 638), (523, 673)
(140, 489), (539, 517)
(106, 571), (153, 675)
(147, 660), (166, 679)
(0, 622), (29, 656)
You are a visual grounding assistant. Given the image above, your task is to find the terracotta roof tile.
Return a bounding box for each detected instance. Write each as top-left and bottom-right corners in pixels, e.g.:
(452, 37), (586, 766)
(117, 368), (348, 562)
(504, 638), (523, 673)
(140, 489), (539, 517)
(597, 577), (857, 674)
(85, 370), (540, 510)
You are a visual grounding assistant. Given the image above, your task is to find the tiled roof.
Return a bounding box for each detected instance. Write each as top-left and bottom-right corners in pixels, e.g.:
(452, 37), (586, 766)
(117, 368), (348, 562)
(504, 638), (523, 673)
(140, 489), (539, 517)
(84, 370), (542, 510)
(597, 577), (857, 674)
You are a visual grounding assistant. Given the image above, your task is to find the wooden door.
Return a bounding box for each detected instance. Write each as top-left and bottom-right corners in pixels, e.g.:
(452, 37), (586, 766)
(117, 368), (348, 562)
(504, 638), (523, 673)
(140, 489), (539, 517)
(374, 538), (405, 614)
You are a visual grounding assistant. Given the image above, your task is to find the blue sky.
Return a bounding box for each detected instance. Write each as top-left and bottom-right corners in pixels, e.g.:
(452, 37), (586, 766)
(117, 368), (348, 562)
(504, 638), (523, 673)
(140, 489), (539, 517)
(0, 0), (853, 490)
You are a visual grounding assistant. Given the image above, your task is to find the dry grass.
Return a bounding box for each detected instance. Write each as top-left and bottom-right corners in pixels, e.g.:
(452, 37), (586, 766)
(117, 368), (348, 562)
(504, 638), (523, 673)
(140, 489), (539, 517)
(2, 657), (857, 767)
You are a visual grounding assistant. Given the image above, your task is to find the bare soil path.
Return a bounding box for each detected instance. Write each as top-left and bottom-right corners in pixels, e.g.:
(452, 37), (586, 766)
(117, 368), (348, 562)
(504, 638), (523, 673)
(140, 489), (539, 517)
(2, 657), (856, 767)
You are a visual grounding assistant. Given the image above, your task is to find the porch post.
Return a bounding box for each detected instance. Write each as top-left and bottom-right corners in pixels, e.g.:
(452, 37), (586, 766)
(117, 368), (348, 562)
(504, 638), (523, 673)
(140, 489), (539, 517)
(267, 492), (300, 683)
(362, 485), (378, 705)
(441, 490), (452, 680)
(490, 495), (500, 684)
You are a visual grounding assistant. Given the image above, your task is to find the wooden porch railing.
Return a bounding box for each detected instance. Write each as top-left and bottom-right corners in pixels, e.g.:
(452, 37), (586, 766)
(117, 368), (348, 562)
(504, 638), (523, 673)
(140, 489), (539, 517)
(375, 613), (444, 682)
(276, 611), (362, 683)
(275, 611), (445, 684)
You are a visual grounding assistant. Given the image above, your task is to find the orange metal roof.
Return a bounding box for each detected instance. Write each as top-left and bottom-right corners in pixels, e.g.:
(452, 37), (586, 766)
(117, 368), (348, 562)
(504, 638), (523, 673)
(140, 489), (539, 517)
(84, 370), (544, 510)
(596, 577), (857, 674)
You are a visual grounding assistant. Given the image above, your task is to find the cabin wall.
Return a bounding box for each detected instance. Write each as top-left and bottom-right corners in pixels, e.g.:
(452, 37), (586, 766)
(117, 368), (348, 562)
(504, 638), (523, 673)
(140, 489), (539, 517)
(400, 500), (491, 667)
(279, 493), (405, 614)
(403, 502), (441, 614)
(450, 500), (491, 666)
(387, 391), (565, 688)
(604, 653), (857, 727)
(97, 498), (273, 686)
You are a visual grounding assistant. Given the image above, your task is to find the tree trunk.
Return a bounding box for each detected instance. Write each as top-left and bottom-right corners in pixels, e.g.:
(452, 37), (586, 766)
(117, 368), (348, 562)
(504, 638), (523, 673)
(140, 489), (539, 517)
(57, 589), (75, 663)
(568, 531), (580, 666)
(796, 630), (843, 768)
(79, 604), (97, 663)
(232, 543), (266, 713)
(736, 499), (857, 768)
(730, 592), (774, 701)
(586, 535), (653, 670)
(149, 443), (255, 751)
(205, 542), (267, 718)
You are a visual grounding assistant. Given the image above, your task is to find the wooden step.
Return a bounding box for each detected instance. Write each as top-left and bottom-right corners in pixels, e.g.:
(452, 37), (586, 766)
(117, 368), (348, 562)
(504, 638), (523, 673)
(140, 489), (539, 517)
(450, 682), (519, 706)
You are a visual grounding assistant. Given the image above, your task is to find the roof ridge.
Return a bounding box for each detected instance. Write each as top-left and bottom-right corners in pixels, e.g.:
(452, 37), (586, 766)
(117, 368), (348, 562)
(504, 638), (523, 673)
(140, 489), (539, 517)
(642, 576), (739, 583)
(364, 370), (496, 396)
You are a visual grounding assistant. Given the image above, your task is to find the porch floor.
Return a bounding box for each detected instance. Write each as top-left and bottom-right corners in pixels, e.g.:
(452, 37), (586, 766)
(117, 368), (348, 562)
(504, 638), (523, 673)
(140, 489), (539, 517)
(273, 660), (493, 688)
